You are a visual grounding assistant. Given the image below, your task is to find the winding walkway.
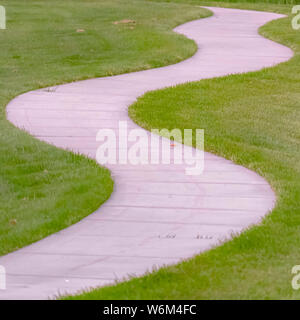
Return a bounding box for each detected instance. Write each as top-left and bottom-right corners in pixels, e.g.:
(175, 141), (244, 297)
(1, 7), (293, 299)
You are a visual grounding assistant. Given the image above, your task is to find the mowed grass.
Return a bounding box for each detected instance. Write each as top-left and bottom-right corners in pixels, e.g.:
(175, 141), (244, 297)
(0, 0), (210, 255)
(66, 2), (300, 299)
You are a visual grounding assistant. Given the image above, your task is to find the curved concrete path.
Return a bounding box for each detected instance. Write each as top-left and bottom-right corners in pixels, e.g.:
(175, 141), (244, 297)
(1, 7), (293, 299)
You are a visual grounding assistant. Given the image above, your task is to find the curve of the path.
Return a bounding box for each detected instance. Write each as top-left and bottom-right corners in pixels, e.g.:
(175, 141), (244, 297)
(1, 7), (293, 299)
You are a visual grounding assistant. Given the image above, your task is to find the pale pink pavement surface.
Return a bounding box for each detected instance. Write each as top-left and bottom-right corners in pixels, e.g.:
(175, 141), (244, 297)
(1, 7), (293, 299)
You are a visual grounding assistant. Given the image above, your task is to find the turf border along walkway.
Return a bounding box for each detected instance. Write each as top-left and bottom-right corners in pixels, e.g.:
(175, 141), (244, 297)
(65, 2), (300, 300)
(0, 0), (210, 256)
(2, 6), (293, 299)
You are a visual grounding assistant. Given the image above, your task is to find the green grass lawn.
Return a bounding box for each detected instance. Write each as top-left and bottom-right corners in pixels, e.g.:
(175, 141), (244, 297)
(65, 1), (300, 299)
(0, 0), (210, 255)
